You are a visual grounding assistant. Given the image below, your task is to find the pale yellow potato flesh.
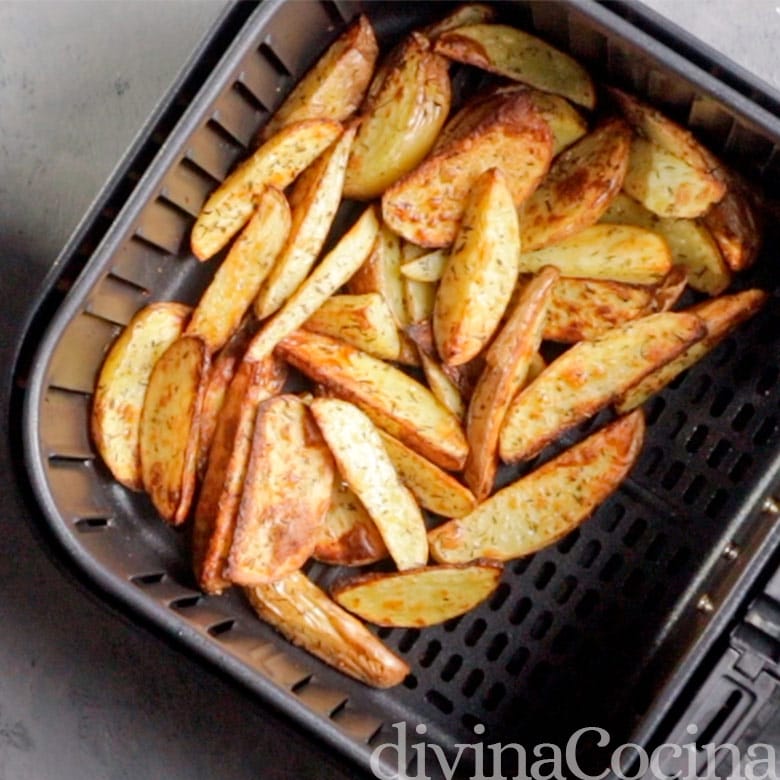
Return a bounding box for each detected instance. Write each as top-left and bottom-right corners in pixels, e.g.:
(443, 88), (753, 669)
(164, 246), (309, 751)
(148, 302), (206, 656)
(332, 561), (503, 627)
(517, 223), (672, 285)
(190, 118), (342, 261)
(419, 352), (466, 421)
(434, 23), (596, 108)
(245, 571), (409, 688)
(227, 395), (335, 585)
(378, 431), (476, 518)
(187, 187), (290, 351)
(433, 167), (521, 365)
(464, 267), (559, 501)
(400, 249), (447, 283)
(91, 302), (189, 491)
(422, 3), (496, 38)
(277, 329), (468, 471)
(499, 311), (706, 463)
(431, 411), (645, 563)
(403, 277), (436, 325)
(254, 124), (356, 319)
(310, 398), (429, 571)
(260, 15), (378, 140)
(139, 335), (209, 525)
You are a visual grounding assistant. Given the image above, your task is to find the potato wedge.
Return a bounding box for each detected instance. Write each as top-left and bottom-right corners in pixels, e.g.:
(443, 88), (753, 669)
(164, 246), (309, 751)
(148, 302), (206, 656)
(91, 302), (189, 491)
(403, 277), (436, 325)
(278, 330), (468, 471)
(187, 187), (290, 351)
(254, 124), (356, 319)
(499, 311), (705, 463)
(378, 431), (476, 518)
(422, 4), (496, 39)
(344, 33), (451, 200)
(520, 119), (632, 252)
(419, 352), (466, 421)
(542, 268), (688, 343)
(303, 293), (401, 361)
(434, 168), (521, 365)
(434, 24), (596, 109)
(193, 355), (288, 595)
(616, 289), (768, 413)
(227, 395), (335, 585)
(332, 561), (502, 627)
(382, 88), (553, 247)
(431, 411), (645, 563)
(260, 15), (378, 140)
(310, 398), (428, 570)
(314, 481), (388, 567)
(139, 335), (209, 524)
(464, 267), (559, 500)
(244, 206), (379, 363)
(245, 572), (409, 688)
(622, 136), (725, 219)
(517, 223), (672, 284)
(190, 119), (341, 261)
(600, 192), (730, 294)
(400, 249), (447, 283)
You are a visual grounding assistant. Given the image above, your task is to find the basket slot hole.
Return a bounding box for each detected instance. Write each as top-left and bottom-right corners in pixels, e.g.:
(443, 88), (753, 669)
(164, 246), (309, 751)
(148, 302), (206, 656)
(419, 639), (441, 668)
(599, 554), (623, 583)
(290, 675), (313, 695)
(512, 557), (531, 575)
(578, 540), (601, 569)
(600, 503), (625, 533)
(489, 582), (511, 611)
(529, 611), (553, 641)
(425, 689), (453, 714)
(85, 274), (150, 326)
(646, 396), (666, 426)
(729, 454), (753, 483)
(169, 595), (202, 610)
(708, 439), (732, 468)
(130, 572), (166, 586)
(259, 41), (293, 78)
(556, 527), (580, 553)
(686, 424), (709, 454)
(464, 618), (487, 648)
(754, 417), (778, 446)
(211, 84), (264, 148)
(696, 689), (743, 748)
(185, 124), (244, 183)
(710, 387), (734, 418)
(402, 674), (418, 690)
(160, 160), (218, 219)
(645, 533), (668, 562)
(134, 198), (191, 257)
(207, 619), (236, 638)
(482, 682), (506, 712)
(440, 654), (462, 682)
(485, 633), (508, 662)
(508, 597), (532, 626)
(443, 615), (463, 633)
(623, 518), (647, 548)
(553, 575), (578, 606)
(643, 446), (664, 477)
(731, 403), (755, 433)
(377, 626), (393, 640)
(683, 475), (707, 505)
(668, 411), (687, 440)
(690, 374), (713, 404)
(534, 561), (556, 590)
(331, 708), (384, 745)
(461, 668), (484, 698)
(74, 517), (113, 532)
(661, 460), (685, 490)
(506, 646), (530, 676)
(398, 628), (420, 653)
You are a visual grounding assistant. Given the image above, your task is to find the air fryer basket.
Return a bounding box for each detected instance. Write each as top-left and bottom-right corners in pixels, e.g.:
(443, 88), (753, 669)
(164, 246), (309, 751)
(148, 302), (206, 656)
(21, 1), (780, 777)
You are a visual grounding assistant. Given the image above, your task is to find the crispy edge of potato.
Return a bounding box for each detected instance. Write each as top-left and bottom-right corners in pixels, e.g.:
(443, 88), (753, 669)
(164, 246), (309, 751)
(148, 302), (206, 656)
(382, 88), (553, 248)
(226, 395), (335, 586)
(245, 571), (409, 688)
(192, 355), (288, 594)
(313, 481), (388, 567)
(277, 329), (469, 471)
(498, 311), (706, 463)
(261, 15), (378, 140)
(434, 23), (596, 109)
(433, 167), (521, 366)
(520, 118), (632, 252)
(430, 411), (645, 563)
(254, 124), (357, 320)
(464, 267), (559, 500)
(400, 249), (447, 282)
(419, 352), (466, 421)
(139, 335), (210, 525)
(310, 398), (429, 571)
(187, 186), (291, 351)
(331, 560), (503, 627)
(91, 302), (190, 491)
(190, 118), (342, 261)
(616, 289), (768, 413)
(378, 431), (476, 518)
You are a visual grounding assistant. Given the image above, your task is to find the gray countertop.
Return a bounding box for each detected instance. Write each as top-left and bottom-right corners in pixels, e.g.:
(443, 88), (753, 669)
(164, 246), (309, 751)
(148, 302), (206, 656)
(0, 2), (777, 779)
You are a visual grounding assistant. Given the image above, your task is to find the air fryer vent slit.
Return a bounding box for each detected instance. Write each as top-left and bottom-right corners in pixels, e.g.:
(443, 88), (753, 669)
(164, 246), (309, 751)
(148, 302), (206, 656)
(207, 619), (236, 638)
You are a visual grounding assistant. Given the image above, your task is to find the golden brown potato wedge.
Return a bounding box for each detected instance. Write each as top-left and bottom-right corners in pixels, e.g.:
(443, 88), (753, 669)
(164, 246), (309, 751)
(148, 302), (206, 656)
(520, 119), (632, 252)
(260, 15), (378, 140)
(382, 88), (553, 247)
(310, 398), (428, 571)
(499, 311), (706, 463)
(190, 119), (342, 261)
(91, 302), (190, 491)
(254, 124), (356, 319)
(344, 33), (451, 200)
(245, 572), (409, 688)
(313, 481), (388, 567)
(187, 187), (290, 351)
(244, 206), (379, 363)
(433, 168), (521, 365)
(403, 277), (436, 325)
(622, 136), (725, 219)
(616, 289), (768, 413)
(303, 293), (401, 361)
(192, 355), (288, 595)
(331, 561), (503, 627)
(419, 352), (466, 421)
(464, 267), (559, 500)
(542, 268), (688, 343)
(400, 249), (447, 283)
(600, 192), (730, 295)
(431, 411), (645, 563)
(139, 335), (209, 524)
(278, 330), (468, 471)
(227, 395), (335, 585)
(517, 223), (672, 284)
(434, 24), (596, 109)
(378, 431), (476, 518)
(422, 4), (496, 39)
